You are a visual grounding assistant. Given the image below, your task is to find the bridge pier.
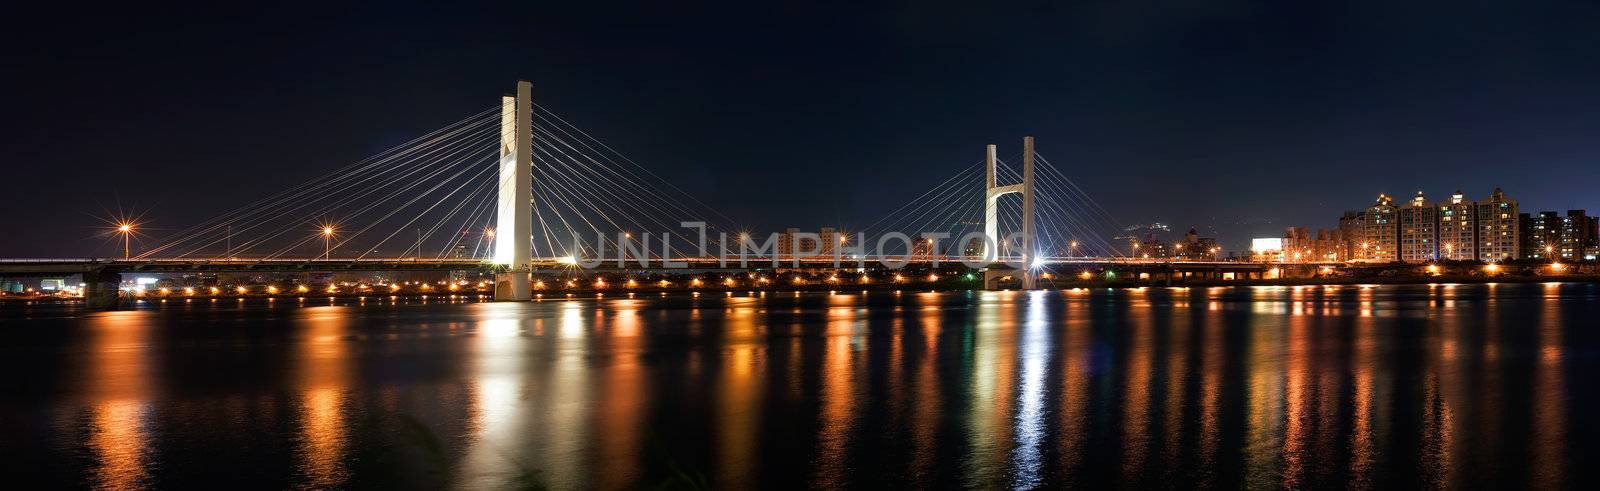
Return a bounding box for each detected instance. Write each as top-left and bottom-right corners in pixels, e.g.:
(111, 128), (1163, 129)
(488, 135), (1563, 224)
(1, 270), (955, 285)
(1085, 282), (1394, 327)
(81, 269), (121, 310)
(494, 271), (531, 301)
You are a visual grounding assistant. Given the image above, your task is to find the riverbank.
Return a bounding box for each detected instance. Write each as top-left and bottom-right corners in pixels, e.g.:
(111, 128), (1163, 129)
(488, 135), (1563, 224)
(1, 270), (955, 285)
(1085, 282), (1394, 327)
(5, 273), (1599, 304)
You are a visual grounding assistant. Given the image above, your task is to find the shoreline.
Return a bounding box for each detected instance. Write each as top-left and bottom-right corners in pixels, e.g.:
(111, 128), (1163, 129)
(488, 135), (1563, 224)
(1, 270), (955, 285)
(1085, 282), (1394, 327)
(4, 275), (1598, 304)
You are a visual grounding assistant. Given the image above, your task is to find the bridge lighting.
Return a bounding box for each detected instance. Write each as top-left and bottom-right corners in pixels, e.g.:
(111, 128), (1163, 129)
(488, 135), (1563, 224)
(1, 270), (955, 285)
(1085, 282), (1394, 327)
(320, 224), (336, 259)
(626, 279), (638, 288)
(1485, 263), (1500, 274)
(1551, 262), (1566, 272)
(236, 286), (249, 295)
(183, 287), (195, 296)
(723, 277), (735, 286)
(390, 284), (401, 292)
(1079, 271), (1093, 280)
(691, 278), (703, 287)
(893, 274), (905, 283)
(1426, 264), (1440, 275)
(484, 228), (496, 238)
(267, 286), (280, 294)
(859, 276), (870, 284)
(556, 256), (577, 265)
(158, 287), (171, 296)
(296, 285), (310, 293)
(827, 275), (839, 283)
(533, 280), (545, 289)
(326, 286), (338, 293)
(114, 222), (135, 258)
(658, 280), (671, 287)
(928, 273), (939, 282)
(209, 286), (221, 295)
(448, 283), (460, 291)
(596, 279), (607, 288)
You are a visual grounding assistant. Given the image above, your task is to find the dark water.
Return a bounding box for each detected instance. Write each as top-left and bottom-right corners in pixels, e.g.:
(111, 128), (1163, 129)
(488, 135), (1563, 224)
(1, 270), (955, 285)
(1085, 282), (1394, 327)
(2, 284), (1598, 489)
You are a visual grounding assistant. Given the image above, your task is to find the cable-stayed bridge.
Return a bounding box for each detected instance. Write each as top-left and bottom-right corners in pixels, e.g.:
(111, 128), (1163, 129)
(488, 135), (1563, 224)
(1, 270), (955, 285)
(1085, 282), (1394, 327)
(1, 81), (1291, 306)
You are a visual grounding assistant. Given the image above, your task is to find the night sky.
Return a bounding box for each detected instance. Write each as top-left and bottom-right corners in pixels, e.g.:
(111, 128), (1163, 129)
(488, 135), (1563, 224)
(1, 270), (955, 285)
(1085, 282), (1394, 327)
(3, 1), (1598, 256)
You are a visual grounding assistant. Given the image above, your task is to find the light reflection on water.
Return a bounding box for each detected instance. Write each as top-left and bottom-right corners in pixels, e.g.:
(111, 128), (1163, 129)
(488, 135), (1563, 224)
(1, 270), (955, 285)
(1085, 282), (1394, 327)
(3, 283), (1597, 488)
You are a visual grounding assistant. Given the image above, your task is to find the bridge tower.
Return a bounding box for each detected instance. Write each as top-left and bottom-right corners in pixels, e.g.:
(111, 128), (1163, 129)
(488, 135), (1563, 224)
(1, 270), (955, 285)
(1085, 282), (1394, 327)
(493, 81), (534, 300)
(983, 136), (1037, 289)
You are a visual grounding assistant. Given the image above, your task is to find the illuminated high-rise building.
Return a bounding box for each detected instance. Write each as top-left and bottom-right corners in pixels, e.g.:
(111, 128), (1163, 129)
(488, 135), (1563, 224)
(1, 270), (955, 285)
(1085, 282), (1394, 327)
(1474, 187), (1519, 262)
(1437, 190), (1476, 260)
(1398, 191), (1438, 262)
(1363, 194), (1398, 262)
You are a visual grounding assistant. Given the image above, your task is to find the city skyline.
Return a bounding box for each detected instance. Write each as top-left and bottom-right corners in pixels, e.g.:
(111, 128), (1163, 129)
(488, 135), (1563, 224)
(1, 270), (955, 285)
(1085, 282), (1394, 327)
(4, 2), (1600, 257)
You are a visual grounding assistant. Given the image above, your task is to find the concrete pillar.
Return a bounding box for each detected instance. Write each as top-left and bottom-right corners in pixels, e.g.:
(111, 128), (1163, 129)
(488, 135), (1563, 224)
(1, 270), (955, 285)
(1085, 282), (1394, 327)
(983, 144), (998, 260)
(1020, 136), (1036, 290)
(82, 269), (121, 310)
(495, 271), (530, 301)
(494, 81), (534, 301)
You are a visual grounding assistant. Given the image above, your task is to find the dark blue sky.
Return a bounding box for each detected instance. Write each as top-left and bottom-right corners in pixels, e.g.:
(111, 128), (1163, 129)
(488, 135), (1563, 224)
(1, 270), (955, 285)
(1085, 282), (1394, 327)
(3, 1), (1597, 256)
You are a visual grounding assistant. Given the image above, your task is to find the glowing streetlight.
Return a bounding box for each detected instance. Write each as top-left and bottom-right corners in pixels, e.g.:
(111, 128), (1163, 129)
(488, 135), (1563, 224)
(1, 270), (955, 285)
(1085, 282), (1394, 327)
(115, 223), (135, 259)
(320, 225), (336, 259)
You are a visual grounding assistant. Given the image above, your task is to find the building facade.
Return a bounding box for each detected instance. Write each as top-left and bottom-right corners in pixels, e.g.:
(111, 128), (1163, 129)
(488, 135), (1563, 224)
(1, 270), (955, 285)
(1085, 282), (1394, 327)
(1174, 228), (1219, 261)
(1521, 210), (1597, 261)
(1337, 210), (1365, 262)
(1398, 191), (1438, 262)
(1437, 190), (1477, 260)
(1474, 188), (1519, 262)
(1363, 194), (1398, 262)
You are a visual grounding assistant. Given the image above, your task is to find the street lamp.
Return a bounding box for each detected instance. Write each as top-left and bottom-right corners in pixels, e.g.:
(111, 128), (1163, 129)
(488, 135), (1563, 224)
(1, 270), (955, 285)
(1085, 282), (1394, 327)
(116, 223), (134, 259)
(320, 225), (336, 259)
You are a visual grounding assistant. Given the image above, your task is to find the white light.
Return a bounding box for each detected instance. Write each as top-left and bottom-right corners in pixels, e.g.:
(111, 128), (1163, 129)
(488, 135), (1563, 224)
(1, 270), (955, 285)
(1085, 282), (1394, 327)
(556, 256), (576, 265)
(1251, 238), (1283, 253)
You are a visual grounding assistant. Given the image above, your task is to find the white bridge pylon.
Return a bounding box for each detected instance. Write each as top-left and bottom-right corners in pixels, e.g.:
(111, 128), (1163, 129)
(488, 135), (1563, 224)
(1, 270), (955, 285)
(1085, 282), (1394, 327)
(493, 80), (534, 300)
(983, 137), (1036, 289)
